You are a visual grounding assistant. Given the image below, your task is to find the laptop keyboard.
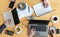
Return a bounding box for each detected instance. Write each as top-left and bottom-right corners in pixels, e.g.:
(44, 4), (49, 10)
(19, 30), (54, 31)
(30, 25), (46, 31)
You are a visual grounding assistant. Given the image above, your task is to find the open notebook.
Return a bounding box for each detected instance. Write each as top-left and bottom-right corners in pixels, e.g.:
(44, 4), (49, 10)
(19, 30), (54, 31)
(33, 0), (52, 16)
(3, 8), (20, 27)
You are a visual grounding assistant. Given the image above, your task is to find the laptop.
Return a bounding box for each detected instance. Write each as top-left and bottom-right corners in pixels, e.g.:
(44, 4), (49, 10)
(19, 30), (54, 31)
(3, 8), (20, 27)
(28, 20), (50, 37)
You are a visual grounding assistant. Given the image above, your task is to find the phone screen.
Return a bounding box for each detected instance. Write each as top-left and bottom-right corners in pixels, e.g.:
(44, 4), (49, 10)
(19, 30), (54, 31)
(9, 1), (15, 8)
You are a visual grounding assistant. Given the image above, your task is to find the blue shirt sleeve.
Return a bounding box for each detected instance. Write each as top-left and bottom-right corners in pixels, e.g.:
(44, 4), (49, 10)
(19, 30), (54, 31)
(0, 24), (6, 34)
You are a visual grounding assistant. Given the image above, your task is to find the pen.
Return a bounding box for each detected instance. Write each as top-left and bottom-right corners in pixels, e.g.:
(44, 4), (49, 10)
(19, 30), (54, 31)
(28, 6), (30, 13)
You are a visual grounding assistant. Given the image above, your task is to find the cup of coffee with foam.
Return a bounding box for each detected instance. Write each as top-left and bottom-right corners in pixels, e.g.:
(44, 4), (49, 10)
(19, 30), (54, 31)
(15, 26), (22, 34)
(18, 2), (26, 11)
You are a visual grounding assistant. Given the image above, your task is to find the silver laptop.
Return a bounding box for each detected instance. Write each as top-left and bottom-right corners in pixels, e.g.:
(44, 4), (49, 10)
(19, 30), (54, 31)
(3, 8), (20, 27)
(29, 20), (50, 37)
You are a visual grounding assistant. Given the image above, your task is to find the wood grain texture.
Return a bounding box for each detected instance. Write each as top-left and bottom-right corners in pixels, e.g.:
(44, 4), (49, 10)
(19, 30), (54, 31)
(0, 0), (60, 37)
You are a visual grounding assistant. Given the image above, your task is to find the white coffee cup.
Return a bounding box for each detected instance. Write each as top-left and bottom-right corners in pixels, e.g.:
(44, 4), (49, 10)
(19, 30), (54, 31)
(51, 16), (59, 23)
(15, 26), (22, 34)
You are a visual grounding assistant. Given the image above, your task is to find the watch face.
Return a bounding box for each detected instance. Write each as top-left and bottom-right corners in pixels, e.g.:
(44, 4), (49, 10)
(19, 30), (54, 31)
(18, 2), (26, 11)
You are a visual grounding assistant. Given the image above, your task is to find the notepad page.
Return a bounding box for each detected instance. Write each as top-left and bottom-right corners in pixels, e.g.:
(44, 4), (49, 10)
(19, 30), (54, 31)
(3, 11), (15, 27)
(33, 0), (52, 16)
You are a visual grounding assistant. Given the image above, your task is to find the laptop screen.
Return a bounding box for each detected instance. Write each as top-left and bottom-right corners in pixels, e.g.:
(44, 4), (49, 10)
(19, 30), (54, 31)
(29, 20), (50, 25)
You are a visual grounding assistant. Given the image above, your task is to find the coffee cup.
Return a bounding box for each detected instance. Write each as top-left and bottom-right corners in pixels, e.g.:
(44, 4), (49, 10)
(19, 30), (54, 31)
(18, 2), (26, 11)
(15, 26), (22, 34)
(51, 16), (59, 23)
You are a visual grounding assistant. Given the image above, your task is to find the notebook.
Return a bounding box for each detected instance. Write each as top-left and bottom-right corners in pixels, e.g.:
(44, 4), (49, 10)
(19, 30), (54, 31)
(33, 0), (52, 16)
(3, 8), (20, 27)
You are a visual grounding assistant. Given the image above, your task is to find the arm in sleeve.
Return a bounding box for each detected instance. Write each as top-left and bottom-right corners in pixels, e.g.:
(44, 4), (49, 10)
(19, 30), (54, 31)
(0, 24), (6, 34)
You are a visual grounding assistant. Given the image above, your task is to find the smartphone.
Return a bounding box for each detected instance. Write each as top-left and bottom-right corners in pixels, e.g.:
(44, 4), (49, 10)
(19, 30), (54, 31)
(56, 29), (59, 34)
(5, 30), (14, 36)
(9, 0), (15, 8)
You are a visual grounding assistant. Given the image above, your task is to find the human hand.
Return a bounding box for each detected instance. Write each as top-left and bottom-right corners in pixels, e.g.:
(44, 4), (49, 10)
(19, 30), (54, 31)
(4, 19), (11, 25)
(11, 0), (16, 2)
(42, 0), (48, 8)
(29, 28), (35, 37)
(51, 30), (56, 37)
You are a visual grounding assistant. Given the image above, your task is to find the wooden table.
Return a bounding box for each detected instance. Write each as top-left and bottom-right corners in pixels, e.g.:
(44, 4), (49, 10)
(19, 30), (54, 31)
(0, 0), (60, 37)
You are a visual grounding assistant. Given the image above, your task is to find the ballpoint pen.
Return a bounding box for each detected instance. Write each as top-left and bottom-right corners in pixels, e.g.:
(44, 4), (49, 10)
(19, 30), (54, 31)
(28, 6), (30, 13)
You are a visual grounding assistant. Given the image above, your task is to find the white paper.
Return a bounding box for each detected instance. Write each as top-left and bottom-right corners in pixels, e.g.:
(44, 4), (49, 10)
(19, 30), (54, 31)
(17, 3), (34, 19)
(3, 11), (15, 27)
(33, 0), (52, 16)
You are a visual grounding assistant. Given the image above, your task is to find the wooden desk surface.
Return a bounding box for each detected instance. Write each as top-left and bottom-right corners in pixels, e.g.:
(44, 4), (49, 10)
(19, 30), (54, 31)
(0, 0), (60, 37)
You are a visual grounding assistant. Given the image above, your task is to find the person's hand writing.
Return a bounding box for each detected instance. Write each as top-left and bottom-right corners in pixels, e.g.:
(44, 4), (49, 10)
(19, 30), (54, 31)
(4, 19), (11, 26)
(42, 0), (48, 8)
(51, 30), (56, 37)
